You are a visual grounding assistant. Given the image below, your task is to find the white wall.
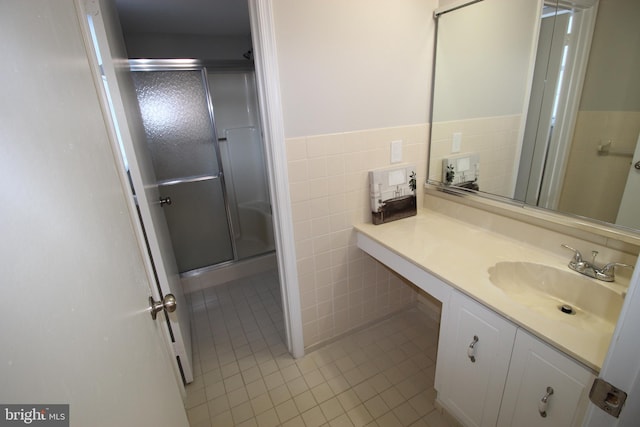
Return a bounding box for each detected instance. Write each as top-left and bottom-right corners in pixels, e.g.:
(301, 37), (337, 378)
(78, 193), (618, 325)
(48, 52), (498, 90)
(272, 0), (435, 347)
(579, 0), (640, 111)
(272, 0), (434, 138)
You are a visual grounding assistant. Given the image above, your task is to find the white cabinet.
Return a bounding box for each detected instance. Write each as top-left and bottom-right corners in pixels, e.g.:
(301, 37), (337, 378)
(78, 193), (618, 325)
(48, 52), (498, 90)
(497, 329), (595, 427)
(437, 290), (517, 427)
(437, 290), (595, 427)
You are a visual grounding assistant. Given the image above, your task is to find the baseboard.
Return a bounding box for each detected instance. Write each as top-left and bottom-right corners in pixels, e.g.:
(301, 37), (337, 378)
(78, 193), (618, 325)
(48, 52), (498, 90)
(304, 303), (416, 355)
(434, 399), (465, 427)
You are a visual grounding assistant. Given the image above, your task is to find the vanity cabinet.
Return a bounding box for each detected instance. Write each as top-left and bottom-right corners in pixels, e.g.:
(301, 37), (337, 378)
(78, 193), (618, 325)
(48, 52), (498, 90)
(497, 329), (594, 427)
(436, 290), (517, 427)
(437, 290), (595, 427)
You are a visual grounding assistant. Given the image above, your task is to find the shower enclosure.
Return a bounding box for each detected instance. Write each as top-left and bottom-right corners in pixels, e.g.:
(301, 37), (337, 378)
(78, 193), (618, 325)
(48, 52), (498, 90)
(130, 60), (274, 274)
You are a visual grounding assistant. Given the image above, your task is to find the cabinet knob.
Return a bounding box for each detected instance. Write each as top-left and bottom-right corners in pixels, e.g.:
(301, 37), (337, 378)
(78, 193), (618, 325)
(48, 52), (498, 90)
(538, 386), (554, 417)
(467, 335), (479, 363)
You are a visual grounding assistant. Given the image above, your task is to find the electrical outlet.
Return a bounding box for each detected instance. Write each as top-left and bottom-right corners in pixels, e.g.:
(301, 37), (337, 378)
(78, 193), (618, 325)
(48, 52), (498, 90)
(391, 140), (403, 163)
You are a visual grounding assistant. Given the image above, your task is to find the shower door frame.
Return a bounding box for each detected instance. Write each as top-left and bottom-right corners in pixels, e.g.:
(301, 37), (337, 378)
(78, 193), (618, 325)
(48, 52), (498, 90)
(130, 59), (258, 272)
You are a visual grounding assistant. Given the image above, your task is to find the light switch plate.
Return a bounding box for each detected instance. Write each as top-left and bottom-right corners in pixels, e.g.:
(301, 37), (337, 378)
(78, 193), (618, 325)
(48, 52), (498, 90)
(452, 132), (462, 153)
(391, 140), (403, 163)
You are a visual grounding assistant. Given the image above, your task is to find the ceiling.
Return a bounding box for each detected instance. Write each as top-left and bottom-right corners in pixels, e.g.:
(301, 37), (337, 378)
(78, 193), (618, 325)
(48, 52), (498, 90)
(114, 0), (251, 37)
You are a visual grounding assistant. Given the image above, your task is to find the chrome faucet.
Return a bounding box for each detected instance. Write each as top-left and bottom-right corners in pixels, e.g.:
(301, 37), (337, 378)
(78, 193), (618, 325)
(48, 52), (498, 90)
(561, 244), (633, 282)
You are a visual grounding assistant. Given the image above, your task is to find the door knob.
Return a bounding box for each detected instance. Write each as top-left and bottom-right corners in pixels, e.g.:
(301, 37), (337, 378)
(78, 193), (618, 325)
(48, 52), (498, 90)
(149, 294), (177, 319)
(634, 161), (640, 170)
(159, 196), (172, 207)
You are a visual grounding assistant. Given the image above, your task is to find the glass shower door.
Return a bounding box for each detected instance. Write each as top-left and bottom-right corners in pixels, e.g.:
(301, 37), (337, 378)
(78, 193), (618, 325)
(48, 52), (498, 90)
(207, 70), (275, 260)
(131, 70), (234, 272)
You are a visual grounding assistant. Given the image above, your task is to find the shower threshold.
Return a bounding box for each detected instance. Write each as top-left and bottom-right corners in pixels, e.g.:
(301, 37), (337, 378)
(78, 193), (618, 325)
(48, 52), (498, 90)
(180, 251), (277, 293)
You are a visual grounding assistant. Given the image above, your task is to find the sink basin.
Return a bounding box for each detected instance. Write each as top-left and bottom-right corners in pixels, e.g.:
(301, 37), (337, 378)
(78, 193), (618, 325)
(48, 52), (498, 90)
(488, 262), (623, 328)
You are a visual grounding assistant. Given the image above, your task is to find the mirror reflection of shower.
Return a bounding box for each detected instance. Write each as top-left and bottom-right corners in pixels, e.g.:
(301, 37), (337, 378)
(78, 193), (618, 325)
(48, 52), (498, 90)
(130, 60), (274, 274)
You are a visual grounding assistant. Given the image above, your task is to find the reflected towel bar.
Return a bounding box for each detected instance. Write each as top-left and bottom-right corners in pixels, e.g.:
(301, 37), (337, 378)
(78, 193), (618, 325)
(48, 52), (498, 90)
(597, 142), (634, 157)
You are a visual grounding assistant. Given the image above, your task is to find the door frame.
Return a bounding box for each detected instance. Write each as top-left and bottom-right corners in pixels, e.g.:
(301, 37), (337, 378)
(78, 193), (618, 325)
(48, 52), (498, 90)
(82, 0), (305, 360)
(536, 2), (598, 210)
(249, 0), (304, 358)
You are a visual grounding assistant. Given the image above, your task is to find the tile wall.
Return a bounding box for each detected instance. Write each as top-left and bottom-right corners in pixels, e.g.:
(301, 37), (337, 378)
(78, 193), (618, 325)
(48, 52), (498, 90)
(285, 124), (429, 348)
(560, 110), (640, 223)
(429, 115), (522, 197)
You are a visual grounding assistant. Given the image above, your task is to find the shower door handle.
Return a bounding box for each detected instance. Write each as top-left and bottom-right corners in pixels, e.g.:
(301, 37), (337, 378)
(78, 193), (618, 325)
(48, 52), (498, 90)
(159, 196), (172, 207)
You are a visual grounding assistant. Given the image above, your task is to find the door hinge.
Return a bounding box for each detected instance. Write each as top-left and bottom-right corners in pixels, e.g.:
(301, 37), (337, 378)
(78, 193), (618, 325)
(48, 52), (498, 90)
(589, 377), (627, 418)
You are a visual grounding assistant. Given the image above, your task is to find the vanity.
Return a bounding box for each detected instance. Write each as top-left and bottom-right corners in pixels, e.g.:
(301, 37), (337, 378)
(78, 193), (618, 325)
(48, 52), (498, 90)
(362, 0), (640, 424)
(355, 193), (633, 427)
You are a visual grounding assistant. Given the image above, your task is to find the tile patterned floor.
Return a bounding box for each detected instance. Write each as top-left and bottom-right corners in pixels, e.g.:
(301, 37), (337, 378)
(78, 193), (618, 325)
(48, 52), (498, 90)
(184, 270), (456, 427)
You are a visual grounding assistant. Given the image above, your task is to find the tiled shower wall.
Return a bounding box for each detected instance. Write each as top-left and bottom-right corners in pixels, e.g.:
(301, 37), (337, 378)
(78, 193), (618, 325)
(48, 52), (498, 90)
(286, 124), (429, 348)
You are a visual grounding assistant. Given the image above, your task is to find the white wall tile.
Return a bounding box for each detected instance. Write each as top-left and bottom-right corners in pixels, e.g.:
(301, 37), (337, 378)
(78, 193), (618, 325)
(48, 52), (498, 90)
(285, 125), (428, 348)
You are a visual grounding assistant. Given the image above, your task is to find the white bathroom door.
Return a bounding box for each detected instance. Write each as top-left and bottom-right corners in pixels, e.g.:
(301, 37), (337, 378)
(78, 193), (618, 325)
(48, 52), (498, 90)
(81, 0), (194, 383)
(0, 0), (188, 425)
(615, 132), (640, 229)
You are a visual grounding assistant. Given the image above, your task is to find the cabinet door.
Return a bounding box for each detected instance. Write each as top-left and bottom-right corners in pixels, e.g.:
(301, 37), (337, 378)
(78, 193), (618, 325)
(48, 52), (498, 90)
(497, 329), (595, 427)
(438, 291), (517, 427)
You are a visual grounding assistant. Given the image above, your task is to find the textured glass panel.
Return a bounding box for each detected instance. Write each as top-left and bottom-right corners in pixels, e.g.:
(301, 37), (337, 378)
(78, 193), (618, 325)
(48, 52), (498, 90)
(131, 70), (220, 181)
(159, 179), (233, 272)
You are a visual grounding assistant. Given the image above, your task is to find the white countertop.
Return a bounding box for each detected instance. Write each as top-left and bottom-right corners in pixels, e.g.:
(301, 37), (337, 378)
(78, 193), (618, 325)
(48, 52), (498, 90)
(355, 209), (621, 372)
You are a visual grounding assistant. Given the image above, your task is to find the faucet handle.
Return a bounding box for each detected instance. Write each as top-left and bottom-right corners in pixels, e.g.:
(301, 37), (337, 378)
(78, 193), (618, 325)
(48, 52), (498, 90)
(600, 262), (634, 280)
(561, 244), (583, 264)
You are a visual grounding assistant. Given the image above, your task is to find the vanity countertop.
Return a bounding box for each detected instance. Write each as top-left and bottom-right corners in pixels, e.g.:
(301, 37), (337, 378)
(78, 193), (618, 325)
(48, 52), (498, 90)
(355, 209), (622, 372)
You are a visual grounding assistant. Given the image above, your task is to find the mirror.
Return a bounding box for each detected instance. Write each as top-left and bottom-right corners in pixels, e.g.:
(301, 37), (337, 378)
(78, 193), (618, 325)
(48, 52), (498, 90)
(428, 0), (640, 231)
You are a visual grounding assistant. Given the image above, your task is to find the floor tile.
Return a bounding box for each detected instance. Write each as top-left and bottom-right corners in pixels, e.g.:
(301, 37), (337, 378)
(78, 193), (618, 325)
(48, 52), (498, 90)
(184, 270), (456, 427)
(301, 405), (327, 427)
(286, 375), (309, 397)
(293, 389), (317, 413)
(311, 382), (335, 404)
(281, 415), (305, 427)
(255, 408), (279, 427)
(319, 397), (345, 421)
(346, 404), (373, 427)
(250, 393), (273, 415)
(363, 395), (390, 419)
(268, 383), (291, 406)
(275, 399), (299, 423)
